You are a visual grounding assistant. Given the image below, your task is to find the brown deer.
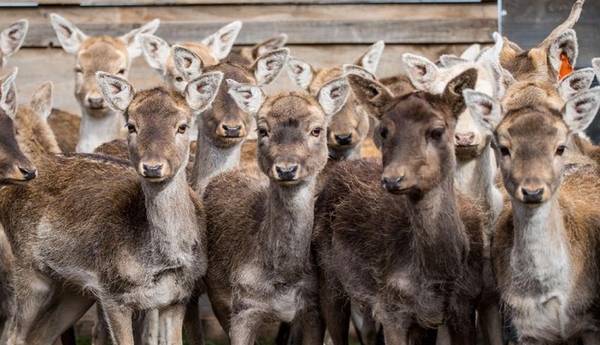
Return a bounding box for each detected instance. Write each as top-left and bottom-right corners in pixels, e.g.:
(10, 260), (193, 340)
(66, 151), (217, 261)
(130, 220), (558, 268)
(228, 34), (288, 66)
(0, 20), (28, 70)
(0, 70), (223, 345)
(49, 13), (160, 153)
(201, 73), (350, 345)
(286, 41), (384, 161)
(465, 82), (600, 344)
(314, 68), (485, 345)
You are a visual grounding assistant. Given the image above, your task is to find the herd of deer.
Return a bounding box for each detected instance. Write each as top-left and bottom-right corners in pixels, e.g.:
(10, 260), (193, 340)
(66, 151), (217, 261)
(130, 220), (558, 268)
(0, 0), (599, 344)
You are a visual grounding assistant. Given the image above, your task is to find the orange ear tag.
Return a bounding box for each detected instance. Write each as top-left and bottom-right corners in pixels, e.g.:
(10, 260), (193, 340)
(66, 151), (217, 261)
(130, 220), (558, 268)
(559, 52), (573, 80)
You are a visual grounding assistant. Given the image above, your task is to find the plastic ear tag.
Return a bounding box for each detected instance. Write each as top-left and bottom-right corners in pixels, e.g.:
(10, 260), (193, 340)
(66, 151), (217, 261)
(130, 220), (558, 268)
(559, 52), (573, 80)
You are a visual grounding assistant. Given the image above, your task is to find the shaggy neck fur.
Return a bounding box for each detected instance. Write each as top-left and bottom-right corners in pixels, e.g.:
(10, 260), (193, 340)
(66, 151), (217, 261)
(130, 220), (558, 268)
(264, 178), (316, 274)
(76, 109), (124, 153)
(191, 128), (243, 194)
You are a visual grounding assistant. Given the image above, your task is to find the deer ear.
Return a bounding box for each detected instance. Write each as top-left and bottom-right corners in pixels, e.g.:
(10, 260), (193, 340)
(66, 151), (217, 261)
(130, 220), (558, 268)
(443, 68), (478, 117)
(120, 19), (160, 59)
(286, 57), (314, 90)
(402, 53), (439, 91)
(592, 58), (600, 82)
(0, 68), (17, 119)
(95, 72), (135, 113)
(49, 13), (88, 55)
(463, 89), (502, 131)
(342, 64), (376, 80)
(563, 88), (600, 133)
(185, 71), (223, 113)
(460, 44), (481, 61)
(346, 71), (393, 120)
(439, 55), (468, 68)
(252, 33), (288, 60)
(140, 34), (170, 73)
(202, 21), (242, 60)
(227, 79), (264, 114)
(1, 20), (28, 58)
(253, 48), (289, 86)
(355, 40), (384, 74)
(547, 29), (578, 77)
(318, 77), (350, 118)
(559, 67), (595, 100)
(30, 82), (53, 121)
(173, 45), (205, 81)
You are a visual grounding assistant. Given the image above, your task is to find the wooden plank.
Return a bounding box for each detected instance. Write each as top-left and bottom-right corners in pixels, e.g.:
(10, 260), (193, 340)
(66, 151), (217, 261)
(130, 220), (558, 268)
(0, 4), (497, 45)
(5, 44), (481, 115)
(34, 0), (485, 5)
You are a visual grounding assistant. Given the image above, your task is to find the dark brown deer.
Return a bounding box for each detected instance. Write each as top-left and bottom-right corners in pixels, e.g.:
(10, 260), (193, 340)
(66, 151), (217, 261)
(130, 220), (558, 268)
(314, 68), (485, 345)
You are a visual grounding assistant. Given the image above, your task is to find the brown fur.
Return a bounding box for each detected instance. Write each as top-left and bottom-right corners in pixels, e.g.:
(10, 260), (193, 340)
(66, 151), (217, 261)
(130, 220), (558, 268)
(47, 109), (80, 153)
(227, 34), (288, 67)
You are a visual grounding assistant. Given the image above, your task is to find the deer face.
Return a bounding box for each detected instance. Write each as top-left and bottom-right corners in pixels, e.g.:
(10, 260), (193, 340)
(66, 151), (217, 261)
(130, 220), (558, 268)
(0, 69), (36, 184)
(173, 46), (289, 148)
(348, 69), (477, 198)
(0, 20), (28, 69)
(227, 77), (349, 185)
(465, 86), (600, 205)
(96, 71), (222, 182)
(50, 14), (159, 118)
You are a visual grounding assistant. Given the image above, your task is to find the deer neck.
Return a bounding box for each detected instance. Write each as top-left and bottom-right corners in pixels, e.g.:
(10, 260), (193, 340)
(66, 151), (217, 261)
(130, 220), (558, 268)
(191, 128), (242, 194)
(406, 174), (468, 278)
(509, 197), (571, 297)
(263, 178), (316, 273)
(141, 164), (198, 268)
(328, 144), (362, 161)
(76, 109), (124, 153)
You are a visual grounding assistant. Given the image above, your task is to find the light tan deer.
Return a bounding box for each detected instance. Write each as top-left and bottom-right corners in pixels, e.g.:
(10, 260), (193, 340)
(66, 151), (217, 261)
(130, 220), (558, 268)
(0, 70), (223, 345)
(0, 20), (28, 70)
(49, 13), (160, 153)
(465, 78), (600, 344)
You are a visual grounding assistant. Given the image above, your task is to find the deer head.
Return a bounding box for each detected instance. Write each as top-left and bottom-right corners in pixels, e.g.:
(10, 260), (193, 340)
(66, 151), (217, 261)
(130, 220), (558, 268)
(96, 71), (223, 182)
(231, 34), (288, 66)
(50, 13), (159, 118)
(227, 76), (350, 185)
(0, 19), (28, 69)
(347, 68), (478, 199)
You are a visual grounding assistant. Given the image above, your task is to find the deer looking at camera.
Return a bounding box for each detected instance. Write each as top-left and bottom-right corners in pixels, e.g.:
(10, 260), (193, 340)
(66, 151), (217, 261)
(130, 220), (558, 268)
(200, 73), (350, 345)
(465, 75), (600, 343)
(313, 69), (485, 345)
(49, 13), (160, 153)
(0, 69), (222, 345)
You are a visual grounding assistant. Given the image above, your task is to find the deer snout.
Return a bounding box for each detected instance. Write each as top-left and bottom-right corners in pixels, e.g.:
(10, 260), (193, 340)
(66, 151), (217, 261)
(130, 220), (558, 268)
(18, 166), (37, 181)
(217, 121), (246, 139)
(273, 163), (299, 182)
(454, 132), (476, 146)
(381, 175), (404, 193)
(381, 165), (416, 194)
(85, 92), (105, 110)
(334, 133), (353, 146)
(139, 161), (167, 180)
(518, 179), (547, 204)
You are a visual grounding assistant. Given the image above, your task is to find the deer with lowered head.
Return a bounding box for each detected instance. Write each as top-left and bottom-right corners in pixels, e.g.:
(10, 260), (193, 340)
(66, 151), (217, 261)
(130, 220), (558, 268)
(313, 68), (485, 345)
(49, 13), (160, 153)
(0, 68), (223, 345)
(465, 76), (600, 343)
(200, 71), (350, 345)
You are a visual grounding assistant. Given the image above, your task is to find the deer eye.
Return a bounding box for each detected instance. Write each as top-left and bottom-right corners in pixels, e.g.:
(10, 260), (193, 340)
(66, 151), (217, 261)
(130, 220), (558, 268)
(126, 123), (137, 134)
(556, 145), (566, 156)
(175, 76), (184, 83)
(177, 124), (189, 134)
(74, 66), (83, 74)
(258, 127), (269, 138)
(499, 145), (511, 157)
(379, 127), (388, 139)
(117, 68), (126, 75)
(310, 127), (322, 137)
(430, 127), (445, 141)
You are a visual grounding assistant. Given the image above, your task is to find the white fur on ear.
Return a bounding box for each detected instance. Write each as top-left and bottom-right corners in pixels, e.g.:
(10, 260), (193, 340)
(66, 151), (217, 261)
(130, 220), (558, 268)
(202, 21), (242, 61)
(460, 44), (481, 61)
(342, 64), (375, 80)
(318, 76), (350, 117)
(286, 57), (314, 90)
(49, 13), (88, 55)
(254, 33), (288, 57)
(253, 48), (289, 85)
(439, 55), (468, 68)
(592, 58), (600, 82)
(185, 71), (223, 112)
(95, 72), (135, 112)
(1, 20), (28, 58)
(358, 40), (385, 74)
(140, 34), (170, 73)
(402, 53), (439, 92)
(172, 45), (204, 81)
(30, 82), (53, 120)
(463, 89), (502, 131)
(563, 87), (600, 133)
(0, 68), (17, 118)
(120, 19), (160, 59)
(477, 32), (504, 65)
(559, 68), (595, 100)
(548, 29), (578, 75)
(226, 79), (264, 114)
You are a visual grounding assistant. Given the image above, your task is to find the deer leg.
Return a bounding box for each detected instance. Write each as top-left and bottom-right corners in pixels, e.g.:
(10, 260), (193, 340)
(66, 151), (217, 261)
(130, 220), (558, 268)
(381, 323), (409, 345)
(478, 302), (503, 345)
(183, 293), (205, 345)
(92, 304), (112, 345)
(229, 308), (264, 345)
(319, 274), (350, 345)
(101, 301), (134, 345)
(446, 306), (476, 345)
(134, 310), (159, 345)
(582, 331), (600, 345)
(157, 304), (186, 345)
(352, 307), (378, 345)
(299, 307), (325, 345)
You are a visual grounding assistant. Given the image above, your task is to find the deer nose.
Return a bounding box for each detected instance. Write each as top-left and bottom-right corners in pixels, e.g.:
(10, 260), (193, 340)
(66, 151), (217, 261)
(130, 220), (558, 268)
(521, 187), (545, 203)
(86, 95), (105, 109)
(222, 124), (242, 137)
(455, 132), (476, 146)
(142, 163), (164, 178)
(334, 133), (353, 146)
(381, 175), (404, 193)
(274, 164), (299, 181)
(18, 166), (37, 181)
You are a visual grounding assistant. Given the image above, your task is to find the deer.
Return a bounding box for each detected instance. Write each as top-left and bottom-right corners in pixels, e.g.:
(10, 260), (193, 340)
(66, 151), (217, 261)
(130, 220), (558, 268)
(464, 70), (600, 344)
(228, 34), (288, 66)
(312, 68), (486, 345)
(0, 68), (223, 345)
(49, 13), (160, 154)
(286, 41), (384, 162)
